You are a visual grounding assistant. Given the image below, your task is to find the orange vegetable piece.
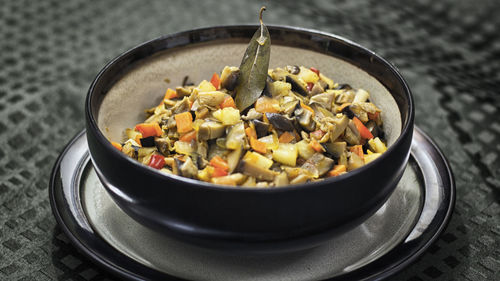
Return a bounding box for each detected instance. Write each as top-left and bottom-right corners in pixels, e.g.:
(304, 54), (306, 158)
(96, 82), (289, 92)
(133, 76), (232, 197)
(328, 165), (346, 177)
(278, 131), (295, 143)
(300, 101), (315, 117)
(148, 154), (166, 169)
(111, 141), (122, 151)
(310, 139), (324, 152)
(368, 111), (380, 120)
(255, 96), (279, 113)
(250, 137), (267, 154)
(212, 167), (228, 177)
(209, 156), (229, 172)
(220, 96), (236, 109)
(163, 88), (178, 101)
(134, 133), (143, 146)
(210, 73), (220, 90)
(353, 117), (374, 139)
(179, 130), (197, 142)
(350, 145), (364, 160)
(174, 112), (193, 134)
(245, 127), (257, 139)
(135, 123), (163, 138)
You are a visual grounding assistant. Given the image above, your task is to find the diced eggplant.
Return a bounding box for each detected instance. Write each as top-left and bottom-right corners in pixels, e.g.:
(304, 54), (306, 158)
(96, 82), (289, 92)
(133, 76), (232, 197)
(328, 115), (349, 141)
(171, 97), (191, 114)
(261, 76), (274, 97)
(365, 121), (384, 139)
(211, 173), (247, 185)
(198, 121), (225, 141)
(174, 140), (195, 155)
(347, 152), (364, 171)
(301, 153), (334, 177)
(272, 143), (298, 166)
(270, 68), (290, 81)
(266, 113), (295, 131)
(342, 105), (355, 119)
(225, 122), (246, 150)
(285, 65), (300, 75)
(227, 147), (243, 173)
(353, 89), (370, 103)
(252, 120), (270, 138)
(324, 142), (347, 158)
(344, 121), (361, 145)
(310, 83), (324, 96)
(175, 86), (192, 97)
(140, 136), (156, 147)
(296, 140), (315, 159)
(281, 100), (299, 115)
(197, 91), (226, 108)
(334, 83), (352, 90)
(286, 75), (308, 96)
(172, 158), (182, 175)
(238, 160), (277, 181)
(335, 89), (355, 104)
(220, 66), (240, 91)
(290, 174), (309, 184)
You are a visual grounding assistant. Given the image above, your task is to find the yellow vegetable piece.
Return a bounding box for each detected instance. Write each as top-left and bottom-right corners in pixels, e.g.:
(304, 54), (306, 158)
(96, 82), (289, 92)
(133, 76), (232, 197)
(198, 80), (216, 92)
(213, 107), (241, 125)
(298, 66), (319, 84)
(272, 143), (298, 166)
(368, 137), (387, 153)
(364, 153), (382, 164)
(242, 151), (273, 169)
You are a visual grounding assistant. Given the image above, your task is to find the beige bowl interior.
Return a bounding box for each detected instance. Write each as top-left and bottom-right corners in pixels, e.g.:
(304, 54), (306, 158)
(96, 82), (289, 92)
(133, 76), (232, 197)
(98, 41), (401, 146)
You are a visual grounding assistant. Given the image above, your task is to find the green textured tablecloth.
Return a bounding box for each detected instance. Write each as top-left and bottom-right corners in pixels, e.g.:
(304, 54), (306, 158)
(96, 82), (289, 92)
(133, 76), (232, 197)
(0, 0), (499, 280)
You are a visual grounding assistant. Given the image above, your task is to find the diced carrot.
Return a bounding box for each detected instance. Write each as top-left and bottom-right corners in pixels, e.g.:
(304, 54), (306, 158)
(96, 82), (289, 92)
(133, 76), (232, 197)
(310, 130), (325, 140)
(179, 130), (197, 142)
(350, 145), (364, 160)
(135, 123), (163, 138)
(353, 117), (374, 139)
(111, 141), (122, 151)
(210, 73), (220, 90)
(174, 111), (193, 133)
(279, 131), (295, 143)
(255, 96), (280, 113)
(300, 101), (315, 117)
(368, 111), (380, 120)
(212, 167), (228, 177)
(220, 96), (236, 109)
(163, 88), (178, 101)
(245, 127), (257, 139)
(310, 67), (320, 76)
(328, 165), (346, 177)
(310, 139), (324, 152)
(209, 155), (229, 172)
(250, 137), (267, 154)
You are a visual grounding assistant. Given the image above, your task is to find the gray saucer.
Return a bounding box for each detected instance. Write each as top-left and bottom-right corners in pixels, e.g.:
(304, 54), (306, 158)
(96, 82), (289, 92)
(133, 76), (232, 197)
(49, 127), (455, 280)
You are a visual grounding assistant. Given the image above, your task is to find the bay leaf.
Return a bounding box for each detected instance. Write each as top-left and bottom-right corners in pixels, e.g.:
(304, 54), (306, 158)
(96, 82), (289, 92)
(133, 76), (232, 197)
(234, 7), (271, 111)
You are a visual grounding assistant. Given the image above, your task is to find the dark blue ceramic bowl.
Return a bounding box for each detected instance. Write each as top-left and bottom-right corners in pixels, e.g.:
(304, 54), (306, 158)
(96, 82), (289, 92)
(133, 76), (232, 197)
(85, 25), (414, 254)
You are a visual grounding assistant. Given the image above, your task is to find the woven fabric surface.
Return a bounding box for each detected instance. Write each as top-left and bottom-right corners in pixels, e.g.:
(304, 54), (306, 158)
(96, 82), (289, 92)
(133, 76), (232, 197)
(0, 0), (499, 280)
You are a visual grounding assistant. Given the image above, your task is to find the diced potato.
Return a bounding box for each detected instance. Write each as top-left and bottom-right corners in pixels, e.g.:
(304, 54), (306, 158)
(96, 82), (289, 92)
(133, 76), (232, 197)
(296, 140), (315, 159)
(364, 153), (382, 164)
(213, 107), (241, 125)
(269, 81), (292, 97)
(273, 143), (298, 166)
(198, 166), (214, 182)
(353, 89), (370, 103)
(298, 66), (319, 84)
(243, 151), (273, 169)
(198, 80), (216, 92)
(368, 137), (387, 153)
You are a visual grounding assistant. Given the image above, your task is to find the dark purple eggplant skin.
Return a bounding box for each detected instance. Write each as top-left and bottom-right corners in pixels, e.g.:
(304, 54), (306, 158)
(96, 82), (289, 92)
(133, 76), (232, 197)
(265, 113), (295, 132)
(252, 119), (270, 138)
(139, 136), (155, 147)
(85, 25), (414, 254)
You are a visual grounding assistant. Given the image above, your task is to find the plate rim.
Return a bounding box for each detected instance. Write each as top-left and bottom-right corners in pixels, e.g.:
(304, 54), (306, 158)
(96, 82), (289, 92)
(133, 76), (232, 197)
(49, 126), (455, 281)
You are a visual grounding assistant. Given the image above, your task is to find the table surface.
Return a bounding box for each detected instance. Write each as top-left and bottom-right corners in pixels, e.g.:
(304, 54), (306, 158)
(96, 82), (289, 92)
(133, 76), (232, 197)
(0, 0), (499, 280)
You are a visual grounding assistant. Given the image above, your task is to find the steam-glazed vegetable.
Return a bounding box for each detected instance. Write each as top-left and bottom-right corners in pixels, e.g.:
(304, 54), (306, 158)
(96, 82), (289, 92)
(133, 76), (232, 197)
(111, 7), (387, 187)
(113, 64), (388, 187)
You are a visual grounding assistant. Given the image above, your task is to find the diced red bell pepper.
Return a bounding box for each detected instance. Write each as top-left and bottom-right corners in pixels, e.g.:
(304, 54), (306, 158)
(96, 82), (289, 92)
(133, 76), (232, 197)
(210, 73), (220, 90)
(310, 67), (320, 76)
(307, 82), (314, 92)
(148, 154), (166, 169)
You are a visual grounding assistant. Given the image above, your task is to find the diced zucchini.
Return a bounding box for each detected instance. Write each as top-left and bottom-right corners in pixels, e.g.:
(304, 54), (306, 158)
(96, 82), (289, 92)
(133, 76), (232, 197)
(273, 143), (298, 166)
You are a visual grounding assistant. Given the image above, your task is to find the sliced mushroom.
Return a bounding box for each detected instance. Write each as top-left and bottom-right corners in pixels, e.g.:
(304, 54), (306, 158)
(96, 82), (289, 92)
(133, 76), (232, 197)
(238, 160), (277, 181)
(197, 91), (226, 108)
(309, 92), (334, 110)
(198, 121), (225, 141)
(286, 75), (308, 96)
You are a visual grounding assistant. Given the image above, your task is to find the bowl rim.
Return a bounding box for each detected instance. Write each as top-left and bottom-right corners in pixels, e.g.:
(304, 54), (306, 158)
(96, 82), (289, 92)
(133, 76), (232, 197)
(85, 24), (414, 192)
